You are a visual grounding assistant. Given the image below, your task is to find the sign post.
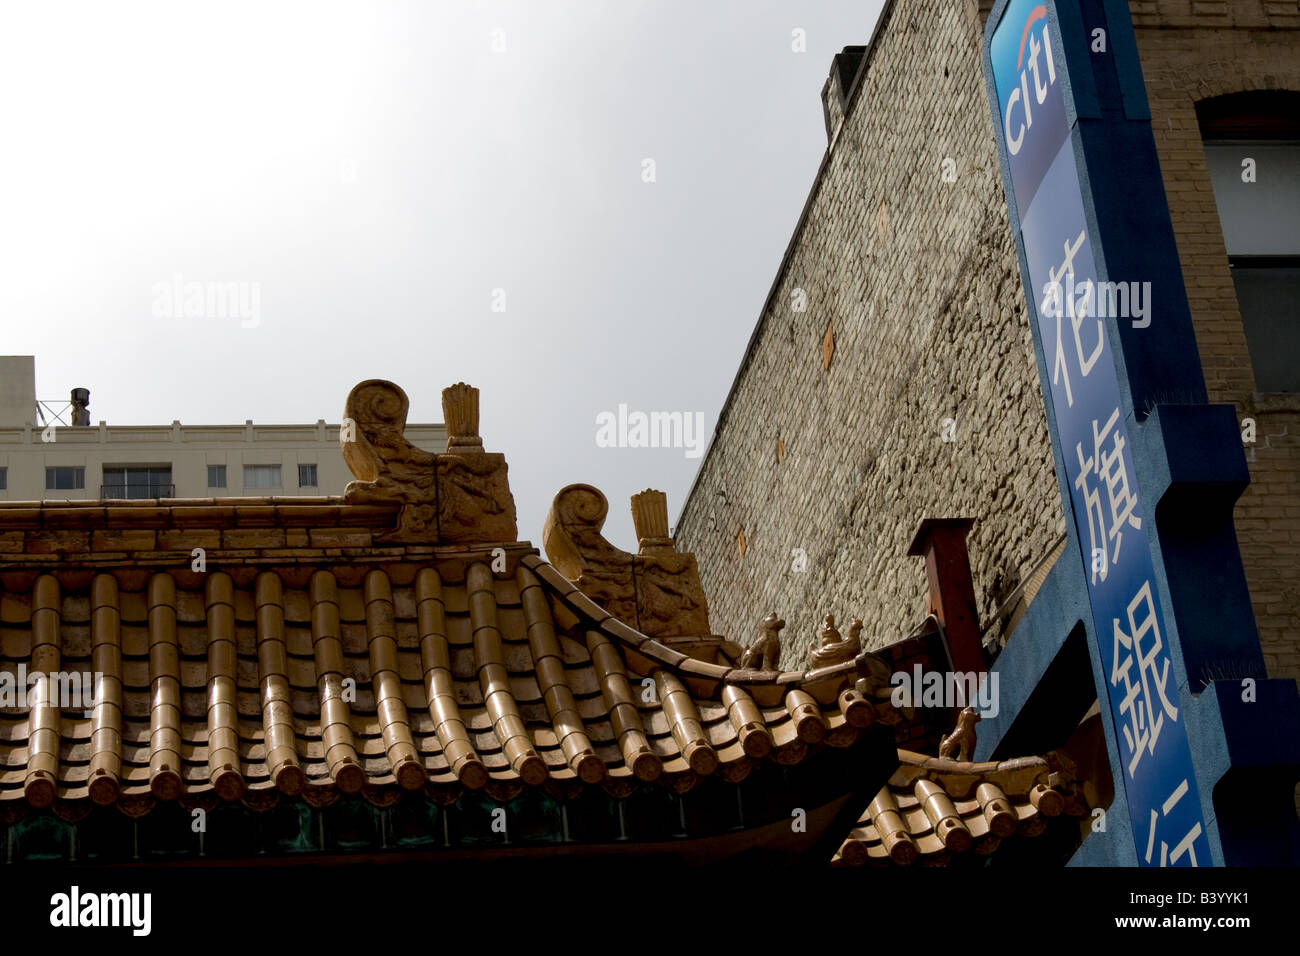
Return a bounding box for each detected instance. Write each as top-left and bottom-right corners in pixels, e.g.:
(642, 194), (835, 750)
(983, 0), (1300, 865)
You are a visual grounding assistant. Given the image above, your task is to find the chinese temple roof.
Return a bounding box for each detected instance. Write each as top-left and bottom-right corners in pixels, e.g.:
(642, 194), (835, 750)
(836, 750), (1088, 866)
(0, 545), (895, 812)
(0, 380), (1088, 865)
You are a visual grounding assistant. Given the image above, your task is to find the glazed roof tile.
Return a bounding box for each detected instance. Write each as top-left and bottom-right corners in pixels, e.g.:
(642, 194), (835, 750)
(834, 750), (1088, 866)
(0, 548), (893, 816)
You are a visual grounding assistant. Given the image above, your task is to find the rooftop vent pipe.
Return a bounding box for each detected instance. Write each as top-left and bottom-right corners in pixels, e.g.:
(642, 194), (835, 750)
(70, 388), (90, 426)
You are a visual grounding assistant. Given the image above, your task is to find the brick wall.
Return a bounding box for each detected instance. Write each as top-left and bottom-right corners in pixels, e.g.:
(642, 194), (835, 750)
(675, 0), (1300, 690)
(1132, 0), (1300, 689)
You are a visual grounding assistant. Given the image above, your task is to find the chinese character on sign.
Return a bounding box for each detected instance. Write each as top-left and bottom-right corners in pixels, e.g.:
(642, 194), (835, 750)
(1074, 407), (1142, 583)
(1144, 778), (1202, 866)
(1041, 228), (1105, 409)
(1111, 580), (1179, 778)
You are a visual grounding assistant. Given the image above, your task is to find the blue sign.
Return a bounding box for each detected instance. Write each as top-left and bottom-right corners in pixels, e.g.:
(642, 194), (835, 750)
(985, 0), (1210, 866)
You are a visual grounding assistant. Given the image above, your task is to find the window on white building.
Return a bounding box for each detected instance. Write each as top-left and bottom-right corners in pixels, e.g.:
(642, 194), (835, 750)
(243, 464), (282, 489)
(45, 466), (85, 491)
(102, 466), (173, 499)
(298, 464), (318, 488)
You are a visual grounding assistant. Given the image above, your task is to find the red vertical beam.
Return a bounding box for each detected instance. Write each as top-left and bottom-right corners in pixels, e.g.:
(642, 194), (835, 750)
(907, 518), (984, 676)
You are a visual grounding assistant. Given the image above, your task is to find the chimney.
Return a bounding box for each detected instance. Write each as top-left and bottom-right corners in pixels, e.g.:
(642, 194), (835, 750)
(821, 46), (866, 148)
(908, 518), (985, 676)
(70, 387), (90, 426)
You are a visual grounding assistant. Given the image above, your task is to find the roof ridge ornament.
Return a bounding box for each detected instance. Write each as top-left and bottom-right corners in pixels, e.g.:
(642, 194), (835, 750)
(341, 380), (516, 543)
(737, 613), (784, 671)
(809, 614), (862, 667)
(543, 484), (712, 647)
(630, 488), (673, 554)
(938, 706), (981, 763)
(442, 381), (484, 454)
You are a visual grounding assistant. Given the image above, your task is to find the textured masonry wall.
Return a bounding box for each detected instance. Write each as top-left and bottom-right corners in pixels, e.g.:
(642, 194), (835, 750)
(677, 0), (1061, 670)
(675, 0), (1300, 689)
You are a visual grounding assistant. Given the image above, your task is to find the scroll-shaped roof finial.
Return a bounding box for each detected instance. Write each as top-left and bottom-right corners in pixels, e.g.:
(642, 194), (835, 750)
(544, 485), (711, 645)
(342, 379), (515, 543)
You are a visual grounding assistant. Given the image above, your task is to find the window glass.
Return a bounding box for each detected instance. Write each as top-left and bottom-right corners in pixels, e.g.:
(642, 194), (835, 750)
(244, 464), (281, 489)
(298, 464), (318, 487)
(1200, 91), (1300, 394)
(1229, 259), (1300, 393)
(207, 465), (227, 489)
(45, 466), (85, 490)
(1203, 142), (1300, 256)
(102, 466), (172, 499)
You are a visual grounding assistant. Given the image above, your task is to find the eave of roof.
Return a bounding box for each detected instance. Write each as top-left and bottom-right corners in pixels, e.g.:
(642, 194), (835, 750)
(0, 536), (898, 818)
(835, 749), (1088, 866)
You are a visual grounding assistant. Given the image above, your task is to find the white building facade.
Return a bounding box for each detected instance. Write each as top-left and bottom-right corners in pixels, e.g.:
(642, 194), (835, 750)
(0, 357), (445, 500)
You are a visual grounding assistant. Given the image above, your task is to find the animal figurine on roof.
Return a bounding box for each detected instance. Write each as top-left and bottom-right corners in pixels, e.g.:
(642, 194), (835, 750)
(739, 613), (785, 671)
(808, 614), (863, 667)
(939, 706), (981, 762)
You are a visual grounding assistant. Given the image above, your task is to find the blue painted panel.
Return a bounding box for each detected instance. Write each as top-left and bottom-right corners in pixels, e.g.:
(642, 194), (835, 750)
(985, 0), (1209, 866)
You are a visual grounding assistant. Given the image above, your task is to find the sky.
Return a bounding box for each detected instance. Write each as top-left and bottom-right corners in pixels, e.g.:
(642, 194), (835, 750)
(0, 0), (885, 550)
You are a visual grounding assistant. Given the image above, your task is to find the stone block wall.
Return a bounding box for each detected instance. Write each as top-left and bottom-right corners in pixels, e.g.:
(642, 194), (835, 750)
(676, 0), (1061, 669)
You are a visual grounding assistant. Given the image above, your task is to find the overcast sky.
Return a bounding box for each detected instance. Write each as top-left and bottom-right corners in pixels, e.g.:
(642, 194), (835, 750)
(0, 0), (885, 550)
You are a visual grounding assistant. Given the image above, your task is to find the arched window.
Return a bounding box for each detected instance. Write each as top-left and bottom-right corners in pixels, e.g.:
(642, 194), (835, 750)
(1198, 91), (1300, 394)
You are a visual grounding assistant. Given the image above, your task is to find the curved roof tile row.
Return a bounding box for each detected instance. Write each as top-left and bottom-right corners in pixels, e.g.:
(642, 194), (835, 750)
(835, 750), (1089, 865)
(0, 553), (895, 817)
